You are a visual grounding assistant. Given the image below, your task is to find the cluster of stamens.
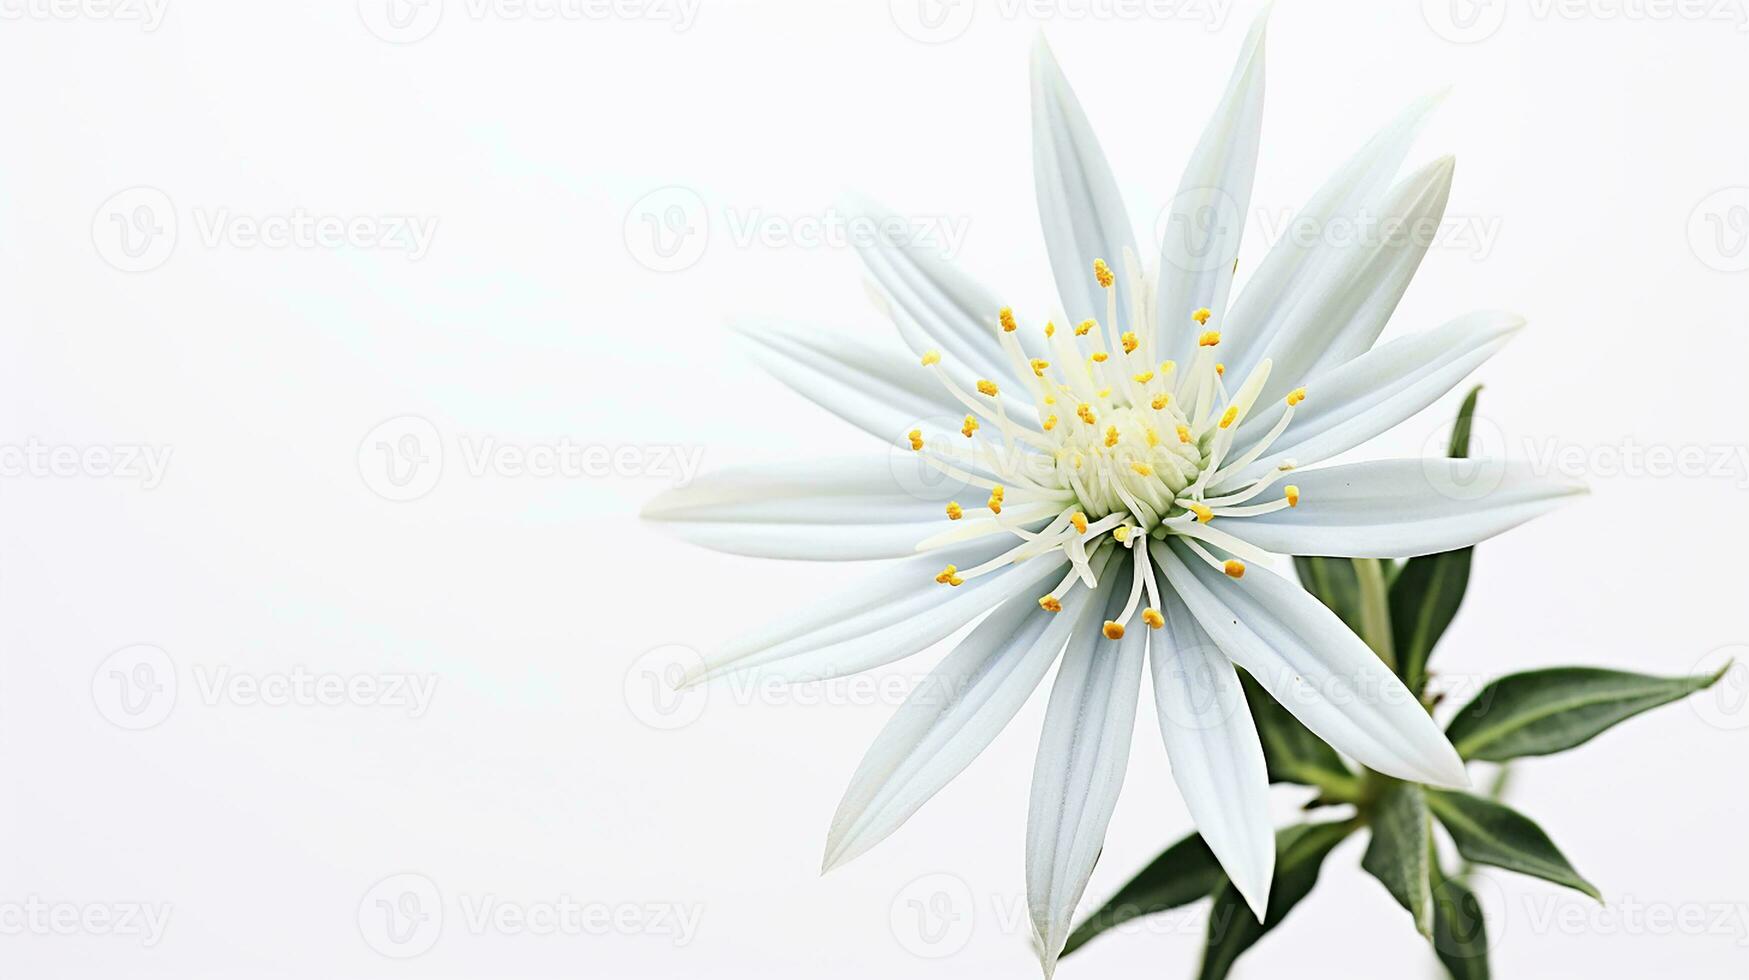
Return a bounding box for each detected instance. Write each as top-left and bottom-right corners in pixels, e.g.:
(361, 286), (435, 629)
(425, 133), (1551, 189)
(907, 254), (1308, 640)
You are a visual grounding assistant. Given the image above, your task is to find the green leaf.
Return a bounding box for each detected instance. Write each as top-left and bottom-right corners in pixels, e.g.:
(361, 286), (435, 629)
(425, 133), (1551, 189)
(1294, 556), (1364, 634)
(1198, 820), (1356, 980)
(1430, 863), (1491, 979)
(1238, 671), (1358, 796)
(1361, 780), (1434, 937)
(1389, 385), (1482, 692)
(1445, 666), (1729, 761)
(1062, 832), (1222, 957)
(1427, 790), (1600, 900)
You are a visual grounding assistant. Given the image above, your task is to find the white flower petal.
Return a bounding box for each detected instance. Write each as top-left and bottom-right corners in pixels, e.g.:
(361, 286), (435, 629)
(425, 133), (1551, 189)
(1154, 11), (1268, 360)
(823, 559), (1115, 872)
(1027, 568), (1146, 974)
(689, 536), (1064, 687)
(1218, 310), (1523, 488)
(1221, 458), (1587, 558)
(1222, 92), (1445, 382)
(1247, 155), (1457, 408)
(1031, 36), (1138, 329)
(1153, 540), (1469, 789)
(1150, 589), (1274, 921)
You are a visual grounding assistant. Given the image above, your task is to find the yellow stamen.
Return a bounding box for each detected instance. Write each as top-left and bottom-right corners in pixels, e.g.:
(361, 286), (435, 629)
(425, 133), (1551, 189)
(1093, 258), (1114, 289)
(1219, 406), (1239, 429)
(1145, 427), (1160, 447)
(1104, 426), (1120, 448)
(1198, 330), (1221, 347)
(1132, 462), (1153, 476)
(1151, 393), (1171, 410)
(988, 485), (1005, 514)
(921, 350), (941, 366)
(936, 564), (963, 586)
(1176, 424), (1192, 444)
(1192, 308), (1212, 325)
(1142, 608), (1165, 630)
(1159, 360), (1177, 375)
(1090, 351), (1109, 363)
(1030, 358), (1051, 377)
(945, 501), (963, 520)
(1096, 387), (1111, 399)
(999, 307), (1017, 333)
(1224, 559), (1246, 579)
(1215, 363), (1225, 376)
(1133, 371), (1155, 383)
(907, 429), (924, 451)
(1102, 621), (1126, 640)
(1188, 502), (1214, 523)
(1121, 331), (1139, 354)
(1070, 512), (1088, 534)
(1043, 414), (1059, 431)
(1286, 387), (1307, 407)
(1075, 319), (1095, 337)
(1045, 321), (1056, 338)
(1077, 404), (1097, 425)
(1285, 485), (1300, 508)
(1113, 526), (1131, 542)
(1039, 595), (1063, 613)
(976, 379), (999, 397)
(961, 415), (979, 438)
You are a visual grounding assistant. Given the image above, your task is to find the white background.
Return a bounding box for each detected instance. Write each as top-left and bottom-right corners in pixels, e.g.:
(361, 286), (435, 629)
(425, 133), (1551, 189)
(3, 0), (1747, 976)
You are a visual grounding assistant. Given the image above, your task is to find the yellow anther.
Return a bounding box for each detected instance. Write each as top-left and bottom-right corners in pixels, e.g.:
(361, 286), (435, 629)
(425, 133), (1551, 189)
(908, 429), (924, 451)
(1176, 424), (1192, 444)
(1113, 526), (1131, 542)
(1132, 461), (1153, 476)
(1044, 393), (1058, 405)
(1286, 387), (1307, 407)
(1216, 363), (1225, 376)
(1142, 608), (1165, 630)
(1030, 358), (1051, 377)
(1192, 308), (1212, 325)
(921, 350), (942, 366)
(1133, 370), (1154, 383)
(1045, 321), (1056, 338)
(1090, 351), (1109, 363)
(1198, 330), (1222, 347)
(988, 485), (1005, 514)
(1103, 621), (1126, 640)
(1219, 406), (1239, 429)
(1285, 485), (1301, 508)
(1145, 427), (1160, 448)
(1151, 393), (1171, 410)
(1096, 387), (1112, 400)
(1159, 360), (1177, 375)
(1039, 595), (1063, 613)
(1093, 258), (1115, 289)
(1105, 426), (1120, 448)
(1077, 403), (1097, 425)
(1043, 414), (1059, 431)
(945, 501), (963, 520)
(961, 415), (979, 438)
(1075, 319), (1096, 337)
(976, 379), (999, 397)
(1188, 502), (1214, 523)
(999, 307), (1017, 333)
(1224, 559), (1247, 579)
(936, 564), (964, 586)
(1121, 331), (1139, 354)
(1071, 512), (1089, 534)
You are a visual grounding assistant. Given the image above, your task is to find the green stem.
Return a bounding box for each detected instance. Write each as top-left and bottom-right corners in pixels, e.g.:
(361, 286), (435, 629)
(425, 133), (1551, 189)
(1352, 558), (1397, 672)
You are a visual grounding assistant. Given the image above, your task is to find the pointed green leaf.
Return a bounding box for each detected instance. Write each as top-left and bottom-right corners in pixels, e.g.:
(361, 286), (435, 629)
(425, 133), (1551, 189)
(1294, 556), (1364, 634)
(1430, 864), (1491, 979)
(1389, 386), (1482, 692)
(1445, 666), (1729, 761)
(1062, 832), (1222, 957)
(1361, 780), (1434, 937)
(1238, 671), (1358, 796)
(1427, 790), (1599, 899)
(1198, 821), (1356, 980)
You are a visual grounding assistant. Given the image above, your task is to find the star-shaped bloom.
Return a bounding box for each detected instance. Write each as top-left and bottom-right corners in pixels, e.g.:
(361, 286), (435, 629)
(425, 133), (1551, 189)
(645, 13), (1582, 973)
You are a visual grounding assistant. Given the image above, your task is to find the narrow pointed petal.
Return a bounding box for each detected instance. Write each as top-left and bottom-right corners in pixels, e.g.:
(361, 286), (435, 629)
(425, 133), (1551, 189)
(1248, 155), (1457, 407)
(850, 194), (1040, 387)
(1155, 11), (1268, 360)
(1150, 589), (1274, 921)
(1221, 459), (1587, 558)
(823, 556), (1117, 871)
(1217, 310), (1523, 489)
(1032, 36), (1138, 329)
(689, 537), (1065, 687)
(1027, 568), (1146, 974)
(1222, 91), (1445, 382)
(1153, 540), (1469, 789)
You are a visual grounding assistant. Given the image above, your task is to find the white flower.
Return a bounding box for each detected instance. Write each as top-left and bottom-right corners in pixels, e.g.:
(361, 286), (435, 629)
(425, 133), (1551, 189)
(645, 12), (1582, 973)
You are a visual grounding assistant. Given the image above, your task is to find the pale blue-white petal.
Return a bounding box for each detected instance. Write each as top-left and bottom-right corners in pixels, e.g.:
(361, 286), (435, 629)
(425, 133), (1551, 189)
(1154, 11), (1268, 362)
(1216, 310), (1523, 489)
(823, 553), (1117, 871)
(1150, 588), (1274, 921)
(1153, 540), (1468, 789)
(1032, 36), (1138, 330)
(1222, 92), (1445, 382)
(1221, 459), (1586, 558)
(1027, 566), (1145, 975)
